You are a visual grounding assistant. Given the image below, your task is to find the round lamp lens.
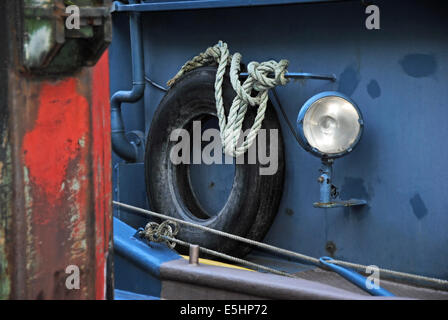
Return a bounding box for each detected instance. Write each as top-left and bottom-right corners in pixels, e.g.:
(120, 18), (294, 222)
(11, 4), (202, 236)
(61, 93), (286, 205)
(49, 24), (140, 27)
(303, 96), (361, 155)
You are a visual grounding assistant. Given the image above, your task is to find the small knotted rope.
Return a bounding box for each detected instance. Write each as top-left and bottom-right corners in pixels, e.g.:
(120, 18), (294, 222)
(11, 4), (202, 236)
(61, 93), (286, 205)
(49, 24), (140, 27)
(139, 220), (180, 249)
(167, 41), (289, 157)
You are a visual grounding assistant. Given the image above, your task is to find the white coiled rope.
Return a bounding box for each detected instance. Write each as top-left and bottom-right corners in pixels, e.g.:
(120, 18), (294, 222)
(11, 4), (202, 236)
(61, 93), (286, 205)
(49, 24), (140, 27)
(167, 41), (289, 157)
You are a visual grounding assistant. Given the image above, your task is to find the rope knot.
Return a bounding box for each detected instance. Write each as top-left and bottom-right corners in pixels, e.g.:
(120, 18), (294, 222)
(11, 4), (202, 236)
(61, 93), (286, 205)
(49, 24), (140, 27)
(167, 41), (290, 157)
(140, 220), (180, 249)
(247, 60), (289, 92)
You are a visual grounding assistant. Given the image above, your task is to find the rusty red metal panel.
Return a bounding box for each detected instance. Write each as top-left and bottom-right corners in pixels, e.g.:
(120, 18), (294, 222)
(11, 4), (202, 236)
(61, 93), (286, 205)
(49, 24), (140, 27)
(21, 78), (92, 299)
(1, 56), (112, 300)
(0, 1), (113, 300)
(91, 53), (113, 300)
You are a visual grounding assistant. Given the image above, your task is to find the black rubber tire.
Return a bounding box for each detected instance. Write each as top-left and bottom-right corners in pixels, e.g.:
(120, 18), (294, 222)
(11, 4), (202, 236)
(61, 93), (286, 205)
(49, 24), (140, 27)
(145, 66), (285, 257)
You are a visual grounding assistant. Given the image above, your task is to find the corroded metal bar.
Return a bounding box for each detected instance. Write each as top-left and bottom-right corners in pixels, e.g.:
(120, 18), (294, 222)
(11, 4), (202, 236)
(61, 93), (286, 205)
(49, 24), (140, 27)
(0, 1), (113, 300)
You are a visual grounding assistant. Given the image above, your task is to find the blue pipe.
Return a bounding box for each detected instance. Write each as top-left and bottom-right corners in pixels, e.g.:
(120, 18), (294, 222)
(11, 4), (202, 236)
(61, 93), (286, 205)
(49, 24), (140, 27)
(111, 5), (145, 162)
(319, 160), (333, 203)
(240, 72), (336, 81)
(320, 257), (395, 297)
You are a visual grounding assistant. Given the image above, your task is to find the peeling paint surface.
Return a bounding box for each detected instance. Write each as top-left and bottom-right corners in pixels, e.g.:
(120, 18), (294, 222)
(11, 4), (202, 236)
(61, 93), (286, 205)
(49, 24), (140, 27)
(91, 54), (113, 300)
(1, 1), (112, 299)
(24, 25), (53, 68)
(21, 78), (91, 298)
(2, 52), (113, 299)
(23, 78), (89, 208)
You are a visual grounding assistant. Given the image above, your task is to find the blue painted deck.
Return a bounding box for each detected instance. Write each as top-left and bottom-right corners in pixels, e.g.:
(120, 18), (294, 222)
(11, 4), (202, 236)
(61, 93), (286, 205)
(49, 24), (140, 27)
(114, 217), (181, 297)
(114, 289), (159, 300)
(110, 0), (448, 281)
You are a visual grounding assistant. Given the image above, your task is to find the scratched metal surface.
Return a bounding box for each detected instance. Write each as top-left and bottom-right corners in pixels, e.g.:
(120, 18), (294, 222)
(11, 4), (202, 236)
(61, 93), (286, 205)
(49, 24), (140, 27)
(0, 2), (113, 299)
(110, 0), (448, 280)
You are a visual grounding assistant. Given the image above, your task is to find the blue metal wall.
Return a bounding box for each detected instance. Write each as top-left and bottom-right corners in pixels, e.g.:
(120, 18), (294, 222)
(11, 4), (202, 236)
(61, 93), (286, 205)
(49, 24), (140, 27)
(110, 0), (448, 279)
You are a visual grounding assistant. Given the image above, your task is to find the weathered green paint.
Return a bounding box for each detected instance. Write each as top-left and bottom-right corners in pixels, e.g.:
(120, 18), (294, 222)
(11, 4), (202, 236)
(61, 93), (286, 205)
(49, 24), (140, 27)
(22, 0), (112, 74)
(23, 20), (56, 69)
(26, 0), (53, 8)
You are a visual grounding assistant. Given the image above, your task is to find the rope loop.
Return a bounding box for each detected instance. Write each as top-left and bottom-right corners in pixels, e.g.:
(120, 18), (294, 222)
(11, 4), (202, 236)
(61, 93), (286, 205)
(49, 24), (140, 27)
(167, 41), (289, 157)
(140, 220), (180, 249)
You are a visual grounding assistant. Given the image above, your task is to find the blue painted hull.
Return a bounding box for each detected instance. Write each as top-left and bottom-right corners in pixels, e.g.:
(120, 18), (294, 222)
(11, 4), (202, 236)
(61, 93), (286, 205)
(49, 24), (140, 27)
(110, 0), (448, 296)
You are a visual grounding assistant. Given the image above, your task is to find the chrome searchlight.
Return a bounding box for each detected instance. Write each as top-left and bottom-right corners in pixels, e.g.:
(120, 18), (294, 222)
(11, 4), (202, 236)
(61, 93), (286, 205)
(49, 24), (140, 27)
(297, 92), (363, 159)
(296, 92), (366, 209)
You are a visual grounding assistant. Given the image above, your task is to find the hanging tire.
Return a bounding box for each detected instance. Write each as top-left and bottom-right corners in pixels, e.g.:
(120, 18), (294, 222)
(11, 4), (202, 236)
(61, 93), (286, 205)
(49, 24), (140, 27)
(145, 66), (285, 257)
